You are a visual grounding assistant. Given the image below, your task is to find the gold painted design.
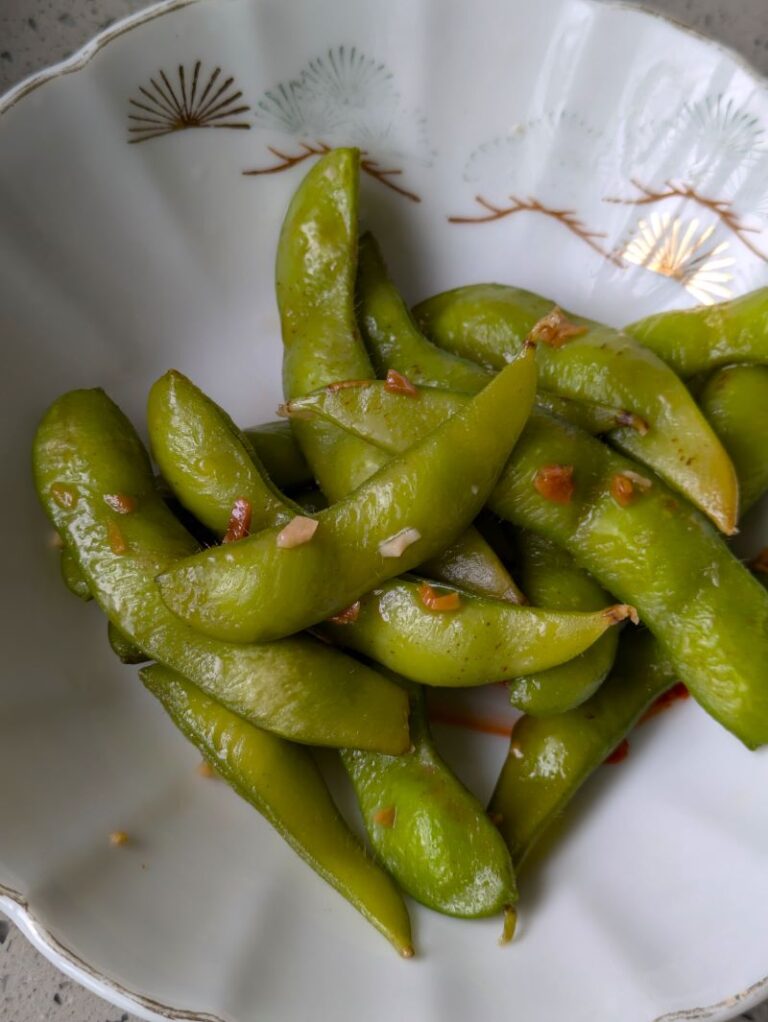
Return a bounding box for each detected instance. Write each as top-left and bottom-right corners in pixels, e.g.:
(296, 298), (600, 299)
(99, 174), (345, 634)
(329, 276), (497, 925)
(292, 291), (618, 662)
(606, 179), (768, 264)
(621, 212), (735, 304)
(128, 62), (250, 143)
(448, 195), (620, 265)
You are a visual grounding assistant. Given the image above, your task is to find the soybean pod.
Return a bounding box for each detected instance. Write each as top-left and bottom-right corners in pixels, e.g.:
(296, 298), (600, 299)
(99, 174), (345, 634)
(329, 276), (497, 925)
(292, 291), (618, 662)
(142, 663), (413, 956)
(322, 577), (629, 687)
(244, 421), (313, 491)
(508, 531), (620, 715)
(627, 287), (768, 376)
(276, 147), (526, 605)
(357, 232), (632, 436)
(33, 388), (410, 753)
(490, 629), (675, 868)
(414, 283), (738, 534)
(697, 365), (768, 515)
(289, 381), (768, 749)
(491, 368), (768, 867)
(157, 350), (536, 643)
(342, 686), (516, 918)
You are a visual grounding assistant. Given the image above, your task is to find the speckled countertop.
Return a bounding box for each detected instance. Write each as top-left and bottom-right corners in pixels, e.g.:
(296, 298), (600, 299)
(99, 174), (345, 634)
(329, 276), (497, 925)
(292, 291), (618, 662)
(1, 1), (768, 1020)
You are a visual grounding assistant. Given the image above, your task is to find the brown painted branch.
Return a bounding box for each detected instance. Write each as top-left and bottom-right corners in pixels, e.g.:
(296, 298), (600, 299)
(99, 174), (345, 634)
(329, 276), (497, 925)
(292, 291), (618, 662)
(449, 194), (621, 265)
(242, 142), (331, 176)
(360, 158), (421, 202)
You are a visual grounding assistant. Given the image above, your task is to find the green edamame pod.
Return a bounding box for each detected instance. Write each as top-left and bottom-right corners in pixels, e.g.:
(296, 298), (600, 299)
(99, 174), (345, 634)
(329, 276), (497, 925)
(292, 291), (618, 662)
(145, 361), (526, 921)
(490, 629), (674, 868)
(357, 232), (631, 438)
(422, 527), (525, 605)
(698, 365), (768, 515)
(244, 421), (313, 491)
(507, 531), (619, 715)
(60, 546), (91, 601)
(148, 371), (294, 536)
(414, 284), (738, 535)
(276, 149), (521, 605)
(290, 381), (768, 749)
(33, 388), (409, 753)
(323, 577), (630, 687)
(141, 663), (414, 956)
(534, 393), (645, 435)
(107, 621), (148, 664)
(491, 367), (768, 868)
(357, 232), (492, 393)
(342, 687), (516, 917)
(627, 288), (768, 376)
(157, 349), (537, 644)
(278, 148), (391, 501)
(288, 386), (617, 713)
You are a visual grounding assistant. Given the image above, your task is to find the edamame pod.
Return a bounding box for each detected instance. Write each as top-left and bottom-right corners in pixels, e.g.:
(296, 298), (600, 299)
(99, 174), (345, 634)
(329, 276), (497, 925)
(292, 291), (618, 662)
(244, 421), (312, 491)
(108, 621), (148, 664)
(290, 382), (768, 748)
(507, 531), (619, 715)
(627, 288), (768, 376)
(698, 365), (768, 515)
(278, 148), (391, 501)
(157, 349), (537, 644)
(142, 663), (414, 956)
(323, 577), (630, 687)
(33, 388), (410, 753)
(358, 232), (630, 437)
(147, 360), (526, 922)
(422, 527), (525, 605)
(276, 148), (521, 604)
(342, 687), (516, 917)
(490, 629), (674, 868)
(492, 353), (768, 866)
(148, 371), (294, 536)
(60, 546), (91, 601)
(415, 284), (738, 534)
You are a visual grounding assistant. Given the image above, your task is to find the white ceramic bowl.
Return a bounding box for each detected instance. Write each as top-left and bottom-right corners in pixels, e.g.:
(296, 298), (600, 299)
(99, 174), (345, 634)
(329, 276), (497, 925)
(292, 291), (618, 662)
(2, 1), (768, 1020)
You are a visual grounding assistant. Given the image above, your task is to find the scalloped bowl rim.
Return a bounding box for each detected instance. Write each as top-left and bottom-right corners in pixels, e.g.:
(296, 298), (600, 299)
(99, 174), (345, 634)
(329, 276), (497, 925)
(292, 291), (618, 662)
(1, 2), (768, 1021)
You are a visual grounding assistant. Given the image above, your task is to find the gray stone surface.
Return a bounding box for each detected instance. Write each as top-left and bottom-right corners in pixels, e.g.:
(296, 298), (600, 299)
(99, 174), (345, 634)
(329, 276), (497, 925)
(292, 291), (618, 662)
(0, 0), (767, 1020)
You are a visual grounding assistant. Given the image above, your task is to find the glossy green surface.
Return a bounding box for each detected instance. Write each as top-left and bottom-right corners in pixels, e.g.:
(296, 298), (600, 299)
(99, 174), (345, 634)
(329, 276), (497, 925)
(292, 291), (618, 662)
(323, 577), (624, 687)
(33, 388), (409, 752)
(415, 284), (739, 534)
(157, 350), (536, 644)
(421, 526), (524, 604)
(278, 151), (522, 603)
(491, 372), (768, 868)
(698, 365), (768, 515)
(508, 530), (619, 715)
(294, 381), (768, 748)
(278, 148), (390, 500)
(60, 545), (91, 601)
(357, 233), (624, 439)
(142, 664), (413, 956)
(342, 688), (516, 917)
(107, 621), (148, 664)
(148, 371), (293, 536)
(627, 287), (768, 376)
(244, 421), (313, 491)
(357, 232), (491, 393)
(490, 629), (674, 868)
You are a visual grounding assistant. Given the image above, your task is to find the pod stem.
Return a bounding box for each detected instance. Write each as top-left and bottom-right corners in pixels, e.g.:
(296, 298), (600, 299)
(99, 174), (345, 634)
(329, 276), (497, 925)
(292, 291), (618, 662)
(498, 905), (518, 946)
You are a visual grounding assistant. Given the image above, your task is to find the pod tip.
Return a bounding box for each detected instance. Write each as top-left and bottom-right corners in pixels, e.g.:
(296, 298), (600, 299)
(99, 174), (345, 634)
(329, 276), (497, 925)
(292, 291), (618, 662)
(605, 603), (639, 626)
(498, 906), (517, 946)
(400, 944), (416, 959)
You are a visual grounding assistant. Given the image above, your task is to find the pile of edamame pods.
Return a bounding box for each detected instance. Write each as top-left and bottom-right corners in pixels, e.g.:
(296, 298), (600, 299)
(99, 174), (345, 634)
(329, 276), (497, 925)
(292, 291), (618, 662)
(33, 147), (768, 957)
